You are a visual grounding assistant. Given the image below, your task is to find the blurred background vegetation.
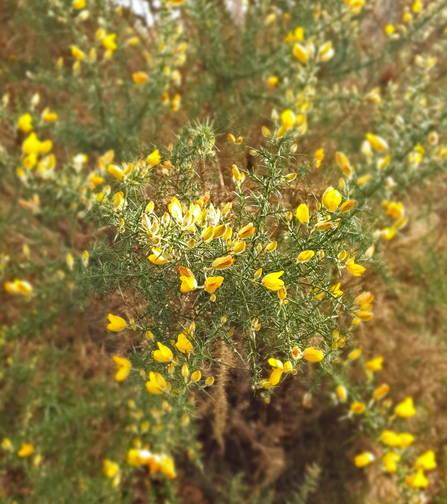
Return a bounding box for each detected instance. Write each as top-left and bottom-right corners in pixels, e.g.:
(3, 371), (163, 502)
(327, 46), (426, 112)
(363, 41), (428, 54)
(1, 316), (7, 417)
(1, 0), (447, 502)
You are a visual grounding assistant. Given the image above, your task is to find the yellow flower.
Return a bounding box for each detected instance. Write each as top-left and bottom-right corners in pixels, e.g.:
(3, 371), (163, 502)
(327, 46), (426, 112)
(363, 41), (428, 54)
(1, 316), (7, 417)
(42, 108), (58, 123)
(1, 438), (13, 451)
(191, 370), (201, 381)
(372, 384), (389, 400)
(103, 459), (119, 478)
(146, 149), (161, 167)
(113, 356), (131, 381)
(232, 164), (245, 184)
(317, 41), (334, 62)
(398, 433), (415, 448)
(297, 250), (315, 262)
(380, 431), (402, 448)
(103, 33), (117, 52)
(366, 133), (389, 151)
(146, 372), (170, 394)
(171, 93), (181, 112)
(412, 0), (422, 12)
(366, 356), (383, 372)
(268, 76), (278, 88)
(18, 113), (33, 133)
(354, 452), (374, 468)
(238, 223), (255, 239)
(336, 385), (348, 402)
(160, 455), (177, 479)
(153, 342), (173, 363)
(293, 43), (309, 63)
(345, 0), (365, 15)
(280, 109), (296, 130)
(348, 348), (362, 360)
(262, 271), (284, 291)
(179, 275), (197, 293)
(383, 452), (400, 473)
(204, 276), (224, 293)
(5, 279), (33, 295)
(302, 347), (324, 362)
(350, 402), (366, 414)
(385, 24), (395, 35)
(346, 258), (365, 277)
(18, 443), (34, 457)
(415, 450), (436, 471)
(212, 255), (235, 270)
(395, 397), (416, 418)
(406, 470), (428, 489)
(357, 175), (371, 186)
(340, 199), (356, 213)
(295, 203), (309, 223)
(22, 133), (41, 155)
(133, 72), (149, 84)
(148, 248), (169, 265)
(107, 314), (127, 332)
(108, 164), (124, 179)
(175, 334), (193, 354)
(71, 46), (86, 60)
(322, 186), (342, 211)
(314, 148), (324, 167)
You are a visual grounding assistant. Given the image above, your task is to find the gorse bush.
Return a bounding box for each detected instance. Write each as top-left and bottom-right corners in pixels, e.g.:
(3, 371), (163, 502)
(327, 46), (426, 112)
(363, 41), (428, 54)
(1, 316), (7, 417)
(1, 0), (447, 502)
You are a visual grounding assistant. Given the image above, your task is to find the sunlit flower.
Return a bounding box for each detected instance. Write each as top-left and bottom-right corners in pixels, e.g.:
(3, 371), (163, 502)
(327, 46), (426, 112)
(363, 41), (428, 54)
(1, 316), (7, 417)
(148, 248), (169, 265)
(366, 356), (383, 372)
(113, 356), (132, 381)
(314, 148), (324, 168)
(346, 258), (365, 277)
(395, 397), (416, 418)
(354, 452), (374, 467)
(372, 384), (389, 400)
(18, 113), (33, 133)
(415, 450), (437, 471)
(133, 72), (149, 84)
(191, 370), (201, 381)
(175, 333), (193, 354)
(103, 33), (117, 52)
(406, 470), (428, 489)
(18, 443), (34, 457)
(380, 431), (401, 447)
(296, 203), (309, 224)
(4, 279), (33, 296)
(317, 41), (334, 62)
(204, 276), (224, 293)
(1, 438), (13, 452)
(336, 385), (348, 402)
(302, 347), (324, 362)
(238, 223), (255, 239)
(146, 149), (161, 167)
(293, 43), (309, 63)
(71, 46), (86, 60)
(268, 76), (278, 88)
(383, 452), (400, 473)
(366, 133), (389, 151)
(212, 256), (234, 270)
(350, 402), (366, 414)
(398, 433), (415, 448)
(42, 108), (58, 123)
(153, 342), (173, 363)
(107, 314), (127, 332)
(262, 271), (284, 291)
(73, 0), (86, 8)
(297, 250), (315, 262)
(179, 273), (197, 293)
(322, 186), (342, 211)
(146, 372), (170, 394)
